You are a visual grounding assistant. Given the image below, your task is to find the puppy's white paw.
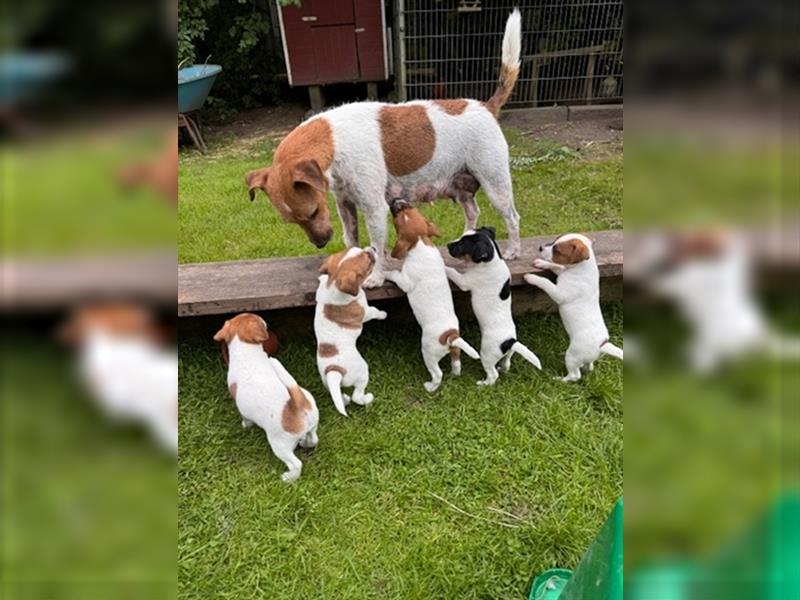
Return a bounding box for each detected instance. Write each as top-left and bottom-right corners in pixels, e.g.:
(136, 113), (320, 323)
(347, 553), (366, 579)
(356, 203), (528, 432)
(352, 393), (374, 406)
(375, 310), (388, 320)
(281, 469), (301, 483)
(423, 381), (440, 393)
(364, 272), (385, 288)
(561, 374), (581, 383)
(477, 379), (496, 386)
(533, 258), (550, 270)
(241, 419), (253, 429)
(451, 363), (462, 377)
(342, 393), (351, 405)
(524, 274), (540, 286)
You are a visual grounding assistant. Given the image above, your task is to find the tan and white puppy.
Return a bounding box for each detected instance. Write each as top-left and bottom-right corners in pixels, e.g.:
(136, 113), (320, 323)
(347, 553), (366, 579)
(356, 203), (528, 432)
(524, 233), (623, 381)
(60, 304), (178, 454)
(315, 246), (387, 416)
(385, 202), (479, 392)
(246, 10), (523, 287)
(214, 314), (318, 482)
(446, 227), (542, 385)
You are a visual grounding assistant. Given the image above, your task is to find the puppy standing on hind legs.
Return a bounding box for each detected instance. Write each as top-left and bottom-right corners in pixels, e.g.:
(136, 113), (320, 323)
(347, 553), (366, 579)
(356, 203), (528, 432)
(214, 313), (319, 482)
(315, 246), (387, 415)
(523, 233), (623, 382)
(445, 227), (542, 386)
(384, 202), (480, 392)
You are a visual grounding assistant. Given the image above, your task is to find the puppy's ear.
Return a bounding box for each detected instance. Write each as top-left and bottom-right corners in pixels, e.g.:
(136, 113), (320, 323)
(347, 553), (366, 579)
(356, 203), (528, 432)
(480, 226), (497, 240)
(319, 254), (335, 274)
(213, 320), (231, 342)
(219, 342), (230, 366)
(293, 159), (327, 193)
(245, 167), (271, 201)
(335, 271), (361, 296)
(426, 220), (441, 238)
(391, 238), (411, 260)
(553, 239), (590, 264)
(240, 318), (269, 344)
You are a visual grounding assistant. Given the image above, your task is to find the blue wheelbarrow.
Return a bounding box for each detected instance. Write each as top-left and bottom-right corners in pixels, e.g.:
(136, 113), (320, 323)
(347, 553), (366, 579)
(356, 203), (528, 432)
(178, 64), (222, 153)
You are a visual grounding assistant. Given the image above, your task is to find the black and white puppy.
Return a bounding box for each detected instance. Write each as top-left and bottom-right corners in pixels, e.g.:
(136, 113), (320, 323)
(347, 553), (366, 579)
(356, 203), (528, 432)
(446, 227), (542, 385)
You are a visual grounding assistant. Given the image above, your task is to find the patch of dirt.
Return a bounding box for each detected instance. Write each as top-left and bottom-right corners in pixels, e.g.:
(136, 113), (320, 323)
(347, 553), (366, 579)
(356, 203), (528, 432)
(204, 104), (308, 148)
(523, 118), (623, 160)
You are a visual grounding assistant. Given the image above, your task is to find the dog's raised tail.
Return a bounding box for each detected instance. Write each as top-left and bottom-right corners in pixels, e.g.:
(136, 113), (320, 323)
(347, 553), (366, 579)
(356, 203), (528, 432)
(511, 341), (542, 369)
(600, 341), (624, 360)
(451, 337), (480, 360)
(324, 369), (348, 416)
(485, 9), (521, 119)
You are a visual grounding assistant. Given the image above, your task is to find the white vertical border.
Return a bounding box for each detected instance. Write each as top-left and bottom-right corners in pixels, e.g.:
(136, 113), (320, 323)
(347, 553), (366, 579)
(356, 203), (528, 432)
(276, 0), (293, 86)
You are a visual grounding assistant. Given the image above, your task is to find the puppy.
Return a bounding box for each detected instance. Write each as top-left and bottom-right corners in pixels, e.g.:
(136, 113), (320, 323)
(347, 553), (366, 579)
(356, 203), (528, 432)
(214, 313), (318, 482)
(385, 202), (479, 392)
(246, 10), (523, 286)
(524, 233), (623, 381)
(60, 303), (178, 454)
(315, 246), (387, 415)
(446, 227), (542, 385)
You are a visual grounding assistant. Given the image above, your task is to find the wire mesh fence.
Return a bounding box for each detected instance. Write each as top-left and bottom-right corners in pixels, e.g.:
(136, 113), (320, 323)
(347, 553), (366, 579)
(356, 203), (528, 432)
(396, 0), (623, 106)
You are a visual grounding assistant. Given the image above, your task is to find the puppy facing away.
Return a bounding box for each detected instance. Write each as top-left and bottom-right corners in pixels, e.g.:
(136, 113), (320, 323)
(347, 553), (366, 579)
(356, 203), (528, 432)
(246, 10), (523, 287)
(446, 227), (542, 385)
(315, 246), (387, 415)
(524, 233), (623, 381)
(385, 202), (479, 392)
(60, 303), (178, 454)
(214, 313), (319, 482)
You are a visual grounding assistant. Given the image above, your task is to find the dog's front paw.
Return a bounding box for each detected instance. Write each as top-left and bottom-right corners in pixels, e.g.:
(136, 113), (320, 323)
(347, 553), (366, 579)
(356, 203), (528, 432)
(533, 258), (550, 270)
(477, 378), (496, 386)
(524, 273), (542, 286)
(375, 310), (388, 320)
(281, 469), (301, 483)
(364, 271), (385, 288)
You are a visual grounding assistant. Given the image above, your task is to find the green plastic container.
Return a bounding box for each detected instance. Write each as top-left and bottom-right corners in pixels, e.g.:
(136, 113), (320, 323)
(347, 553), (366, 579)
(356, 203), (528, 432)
(530, 498), (623, 600)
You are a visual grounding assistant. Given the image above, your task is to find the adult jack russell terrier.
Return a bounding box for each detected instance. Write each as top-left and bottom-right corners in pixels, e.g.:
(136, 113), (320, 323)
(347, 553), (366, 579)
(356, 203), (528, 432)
(315, 246), (387, 415)
(60, 304), (178, 454)
(214, 313), (319, 482)
(246, 9), (523, 287)
(385, 202), (479, 392)
(446, 227), (542, 385)
(524, 233), (623, 381)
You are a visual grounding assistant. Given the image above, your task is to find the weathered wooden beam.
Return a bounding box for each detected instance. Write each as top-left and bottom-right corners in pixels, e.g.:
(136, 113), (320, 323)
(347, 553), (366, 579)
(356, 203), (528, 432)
(178, 230), (623, 317)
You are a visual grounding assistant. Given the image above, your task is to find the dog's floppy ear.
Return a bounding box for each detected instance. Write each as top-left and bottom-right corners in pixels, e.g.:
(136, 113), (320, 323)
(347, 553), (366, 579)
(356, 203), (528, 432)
(553, 239), (590, 264)
(293, 159), (327, 193)
(426, 219), (441, 238)
(391, 238), (412, 260)
(471, 238), (495, 263)
(213, 320), (231, 343)
(245, 168), (271, 201)
(479, 226), (497, 240)
(334, 270), (361, 296)
(319, 254), (335, 274)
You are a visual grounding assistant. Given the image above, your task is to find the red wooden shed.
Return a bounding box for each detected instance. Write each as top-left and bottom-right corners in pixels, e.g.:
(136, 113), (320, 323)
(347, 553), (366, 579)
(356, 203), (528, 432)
(277, 0), (389, 109)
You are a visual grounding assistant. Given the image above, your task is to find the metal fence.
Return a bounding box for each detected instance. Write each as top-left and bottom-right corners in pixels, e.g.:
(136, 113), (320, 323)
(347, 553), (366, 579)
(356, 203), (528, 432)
(395, 0), (623, 107)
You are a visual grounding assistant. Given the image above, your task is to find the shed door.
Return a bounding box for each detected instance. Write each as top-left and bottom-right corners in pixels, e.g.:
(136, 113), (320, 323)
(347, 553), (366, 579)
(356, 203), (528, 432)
(312, 25), (359, 83)
(306, 0), (355, 26)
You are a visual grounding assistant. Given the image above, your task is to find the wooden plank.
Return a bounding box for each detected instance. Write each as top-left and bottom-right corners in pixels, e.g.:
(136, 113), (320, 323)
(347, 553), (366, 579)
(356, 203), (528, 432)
(178, 231), (624, 317)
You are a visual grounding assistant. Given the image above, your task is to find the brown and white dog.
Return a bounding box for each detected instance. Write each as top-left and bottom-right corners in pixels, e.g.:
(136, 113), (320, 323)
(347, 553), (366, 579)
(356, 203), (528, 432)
(246, 10), (523, 287)
(524, 234), (623, 381)
(315, 246), (386, 416)
(385, 202), (479, 392)
(214, 313), (319, 482)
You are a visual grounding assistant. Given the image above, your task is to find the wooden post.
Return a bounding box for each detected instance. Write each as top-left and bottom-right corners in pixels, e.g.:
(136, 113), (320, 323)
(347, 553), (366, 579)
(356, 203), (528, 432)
(530, 58), (540, 107)
(367, 82), (378, 100)
(584, 53), (597, 105)
(308, 85), (325, 111)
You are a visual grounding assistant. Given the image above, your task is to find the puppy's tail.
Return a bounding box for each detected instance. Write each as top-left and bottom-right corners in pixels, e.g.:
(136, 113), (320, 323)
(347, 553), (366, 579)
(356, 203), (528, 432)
(505, 339), (542, 370)
(485, 9), (521, 118)
(324, 369), (348, 417)
(269, 357), (299, 388)
(600, 341), (624, 360)
(451, 337), (480, 360)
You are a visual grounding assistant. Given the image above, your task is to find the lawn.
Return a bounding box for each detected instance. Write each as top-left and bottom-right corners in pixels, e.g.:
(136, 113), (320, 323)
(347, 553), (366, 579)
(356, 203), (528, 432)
(178, 120), (623, 599)
(178, 127), (622, 263)
(179, 305), (623, 600)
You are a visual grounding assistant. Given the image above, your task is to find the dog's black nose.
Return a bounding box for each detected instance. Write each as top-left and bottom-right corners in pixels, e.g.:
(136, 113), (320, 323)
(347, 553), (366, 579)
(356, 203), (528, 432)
(314, 239), (327, 249)
(538, 245), (543, 252)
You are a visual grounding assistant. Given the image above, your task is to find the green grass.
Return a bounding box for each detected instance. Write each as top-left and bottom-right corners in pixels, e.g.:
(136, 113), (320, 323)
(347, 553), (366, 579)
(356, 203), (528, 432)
(178, 128), (622, 263)
(179, 305), (623, 600)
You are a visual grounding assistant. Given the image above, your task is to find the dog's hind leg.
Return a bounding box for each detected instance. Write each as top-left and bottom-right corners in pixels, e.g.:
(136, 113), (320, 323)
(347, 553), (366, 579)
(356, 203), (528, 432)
(452, 172), (481, 233)
(474, 171), (520, 259)
(449, 346), (462, 376)
(422, 347), (444, 393)
(562, 348), (583, 382)
(335, 195), (360, 247)
(268, 434), (303, 482)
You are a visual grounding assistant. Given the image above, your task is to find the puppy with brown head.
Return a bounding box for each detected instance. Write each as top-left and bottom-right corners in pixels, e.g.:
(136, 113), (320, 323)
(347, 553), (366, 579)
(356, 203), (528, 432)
(524, 233), (623, 381)
(385, 203), (480, 392)
(314, 247), (387, 415)
(214, 313), (319, 482)
(60, 303), (178, 454)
